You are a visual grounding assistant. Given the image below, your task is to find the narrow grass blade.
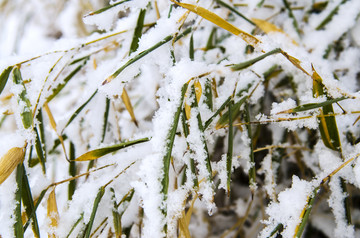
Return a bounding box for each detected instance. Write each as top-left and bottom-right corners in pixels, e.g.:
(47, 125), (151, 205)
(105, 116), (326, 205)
(121, 87), (138, 126)
(129, 8), (146, 54)
(316, 0), (348, 30)
(15, 163), (24, 238)
(63, 89), (98, 131)
(49, 135), (68, 154)
(85, 0), (131, 16)
(0, 147), (25, 184)
(215, 0), (255, 25)
(47, 189), (59, 237)
(280, 50), (310, 76)
(34, 126), (46, 174)
(83, 187), (105, 238)
(191, 84), (213, 182)
(68, 142), (76, 200)
(44, 102), (69, 162)
(277, 97), (347, 114)
(267, 223), (283, 237)
(181, 109), (199, 188)
(36, 109), (46, 161)
(110, 188), (122, 238)
(46, 64), (84, 102)
(161, 83), (188, 200)
(312, 66), (341, 152)
(172, 1), (260, 47)
(0, 66), (13, 94)
(189, 34), (194, 61)
(66, 214), (84, 238)
(226, 99), (234, 194)
(245, 103), (256, 194)
(231, 48), (281, 70)
(205, 28), (216, 50)
(282, 0), (301, 36)
(69, 55), (90, 65)
(204, 96), (231, 129)
(204, 79), (213, 111)
(103, 27), (192, 84)
(13, 67), (33, 129)
(75, 137), (150, 161)
(216, 96), (247, 129)
(21, 165), (40, 238)
(101, 97), (110, 143)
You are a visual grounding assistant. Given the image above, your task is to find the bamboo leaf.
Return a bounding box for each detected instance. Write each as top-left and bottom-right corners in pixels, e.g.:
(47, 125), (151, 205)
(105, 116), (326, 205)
(231, 48), (282, 71)
(47, 189), (59, 237)
(21, 165), (40, 238)
(15, 163), (24, 238)
(75, 137), (150, 161)
(0, 66), (13, 95)
(13, 67), (33, 129)
(121, 87), (138, 126)
(0, 147), (25, 184)
(172, 1), (260, 47)
(312, 66), (341, 152)
(129, 8), (146, 54)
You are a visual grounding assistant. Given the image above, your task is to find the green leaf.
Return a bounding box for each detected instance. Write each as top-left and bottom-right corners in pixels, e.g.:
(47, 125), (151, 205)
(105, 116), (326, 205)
(14, 164), (24, 238)
(83, 187), (105, 238)
(104, 27), (192, 84)
(129, 9), (146, 54)
(278, 97), (346, 114)
(231, 48), (282, 71)
(85, 0), (131, 16)
(34, 126), (46, 174)
(189, 34), (194, 61)
(244, 103), (256, 194)
(204, 96), (231, 129)
(0, 66), (13, 94)
(204, 79), (213, 111)
(216, 96), (247, 129)
(316, 0), (348, 30)
(101, 97), (110, 143)
(47, 64), (85, 102)
(312, 66), (341, 152)
(216, 0), (255, 25)
(75, 137), (150, 161)
(68, 141), (76, 200)
(13, 67), (33, 129)
(161, 83), (188, 200)
(21, 165), (40, 238)
(63, 89), (98, 131)
(226, 99), (234, 193)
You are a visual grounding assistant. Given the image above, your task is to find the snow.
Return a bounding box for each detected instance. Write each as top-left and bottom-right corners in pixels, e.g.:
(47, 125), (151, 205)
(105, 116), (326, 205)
(2, 0), (360, 237)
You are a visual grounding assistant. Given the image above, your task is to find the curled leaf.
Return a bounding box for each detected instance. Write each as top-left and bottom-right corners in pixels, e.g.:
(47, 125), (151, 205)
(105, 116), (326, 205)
(0, 147), (25, 184)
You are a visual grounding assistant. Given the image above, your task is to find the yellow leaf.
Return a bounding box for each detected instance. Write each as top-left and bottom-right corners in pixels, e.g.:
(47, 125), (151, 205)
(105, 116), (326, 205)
(121, 87), (138, 126)
(0, 147), (25, 184)
(194, 80), (202, 103)
(252, 18), (298, 45)
(185, 101), (191, 120)
(172, 1), (260, 47)
(280, 51), (310, 76)
(47, 189), (59, 238)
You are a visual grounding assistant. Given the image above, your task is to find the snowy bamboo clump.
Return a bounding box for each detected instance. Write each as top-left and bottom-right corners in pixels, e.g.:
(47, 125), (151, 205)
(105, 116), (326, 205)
(1, 0), (360, 237)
